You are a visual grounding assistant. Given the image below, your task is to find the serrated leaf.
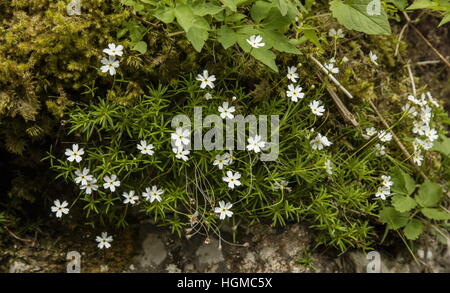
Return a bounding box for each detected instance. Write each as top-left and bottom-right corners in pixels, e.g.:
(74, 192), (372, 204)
(379, 207), (410, 230)
(330, 0), (391, 35)
(218, 25), (237, 49)
(421, 208), (450, 220)
(403, 219), (424, 240)
(174, 4), (194, 32)
(415, 180), (442, 208)
(390, 166), (416, 196)
(250, 48), (278, 72)
(258, 29), (300, 54)
(392, 195), (417, 213)
(431, 136), (450, 156)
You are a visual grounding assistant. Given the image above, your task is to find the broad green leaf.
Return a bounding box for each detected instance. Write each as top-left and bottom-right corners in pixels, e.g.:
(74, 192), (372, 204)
(275, 0), (289, 16)
(392, 195), (417, 213)
(193, 3), (223, 16)
(329, 0), (392, 35)
(439, 13), (450, 26)
(379, 207), (410, 229)
(186, 16), (210, 52)
(250, 1), (273, 23)
(153, 7), (175, 23)
(391, 0), (409, 10)
(258, 29), (300, 54)
(261, 7), (292, 31)
(407, 0), (436, 9)
(217, 26), (237, 49)
(421, 208), (450, 220)
(403, 219), (424, 240)
(415, 180), (442, 208)
(224, 13), (246, 23)
(220, 0), (237, 11)
(174, 4), (194, 32)
(431, 136), (450, 156)
(390, 166), (416, 196)
(132, 41), (147, 54)
(250, 48), (278, 72)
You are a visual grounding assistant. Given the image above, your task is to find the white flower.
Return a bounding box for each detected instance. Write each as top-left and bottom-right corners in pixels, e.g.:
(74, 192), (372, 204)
(324, 160), (333, 175)
(366, 127), (378, 137)
(420, 106), (432, 124)
(51, 200), (69, 218)
(412, 121), (428, 135)
(424, 128), (438, 142)
(374, 143), (386, 156)
(309, 100), (325, 116)
(65, 144), (84, 163)
(205, 93), (212, 100)
(100, 56), (120, 76)
(218, 102), (236, 119)
(378, 131), (392, 143)
(214, 201), (233, 220)
(375, 186), (390, 200)
(173, 147), (189, 161)
(413, 151), (424, 166)
(222, 171), (241, 189)
(381, 175), (393, 188)
(246, 135), (266, 153)
(408, 95), (427, 107)
(80, 178), (98, 195)
(328, 28), (345, 38)
(103, 174), (120, 192)
(122, 190), (138, 205)
(324, 62), (339, 74)
(402, 103), (418, 117)
(329, 57), (336, 63)
(213, 154), (231, 170)
(96, 232), (113, 249)
(417, 138), (433, 150)
(142, 186), (164, 203)
(287, 66), (299, 83)
(246, 35), (265, 48)
(137, 140), (154, 156)
(74, 168), (93, 186)
(103, 43), (124, 57)
(196, 70), (216, 89)
(286, 84), (304, 102)
(310, 133), (332, 150)
(171, 127), (191, 148)
(369, 51), (378, 66)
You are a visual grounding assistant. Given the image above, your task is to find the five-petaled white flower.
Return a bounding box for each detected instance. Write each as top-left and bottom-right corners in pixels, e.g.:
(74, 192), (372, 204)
(328, 28), (345, 39)
(247, 135), (266, 153)
(424, 128), (438, 142)
(103, 43), (124, 57)
(80, 178), (98, 195)
(223, 171), (241, 189)
(381, 175), (393, 188)
(365, 127), (378, 137)
(309, 100), (325, 116)
(310, 133), (332, 150)
(413, 151), (424, 166)
(142, 186), (164, 203)
(378, 131), (392, 143)
(171, 127), (191, 148)
(103, 174), (120, 192)
(324, 160), (333, 175)
(65, 144), (84, 163)
(122, 190), (139, 205)
(286, 84), (304, 102)
(324, 62), (339, 74)
(287, 66), (299, 83)
(75, 168), (93, 186)
(412, 121), (427, 135)
(137, 140), (154, 155)
(196, 70), (216, 89)
(214, 201), (233, 220)
(51, 200), (69, 218)
(96, 232), (113, 249)
(100, 56), (120, 76)
(173, 147), (190, 161)
(218, 102), (235, 119)
(246, 35), (265, 48)
(369, 51), (378, 66)
(213, 154), (231, 170)
(375, 186), (390, 200)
